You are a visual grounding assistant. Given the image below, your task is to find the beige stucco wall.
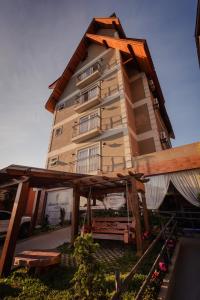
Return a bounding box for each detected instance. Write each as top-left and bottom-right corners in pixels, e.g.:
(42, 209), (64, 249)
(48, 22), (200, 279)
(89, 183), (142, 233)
(50, 121), (73, 151)
(47, 37), (171, 173)
(101, 132), (126, 173)
(101, 97), (122, 130)
(138, 137), (156, 155)
(54, 97), (76, 124)
(130, 78), (145, 103)
(134, 103), (152, 134)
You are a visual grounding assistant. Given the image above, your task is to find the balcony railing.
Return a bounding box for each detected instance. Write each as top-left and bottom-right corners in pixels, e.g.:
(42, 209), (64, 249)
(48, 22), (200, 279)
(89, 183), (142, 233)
(74, 86), (101, 113)
(76, 62), (101, 89)
(72, 115), (101, 143)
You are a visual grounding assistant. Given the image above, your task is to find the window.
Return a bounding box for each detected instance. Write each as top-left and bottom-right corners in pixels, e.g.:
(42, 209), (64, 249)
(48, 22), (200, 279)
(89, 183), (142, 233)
(77, 62), (101, 82)
(55, 127), (63, 137)
(49, 156), (58, 166)
(79, 112), (99, 134)
(57, 103), (65, 111)
(76, 145), (100, 173)
(81, 86), (98, 103)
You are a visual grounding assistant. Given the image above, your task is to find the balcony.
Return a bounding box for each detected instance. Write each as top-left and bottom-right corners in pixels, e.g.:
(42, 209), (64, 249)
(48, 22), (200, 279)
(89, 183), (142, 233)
(76, 62), (101, 89)
(74, 86), (101, 113)
(72, 114), (101, 143)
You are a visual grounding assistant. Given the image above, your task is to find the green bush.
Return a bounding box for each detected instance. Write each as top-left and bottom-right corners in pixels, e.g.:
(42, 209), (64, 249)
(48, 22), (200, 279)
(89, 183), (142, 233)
(69, 234), (108, 300)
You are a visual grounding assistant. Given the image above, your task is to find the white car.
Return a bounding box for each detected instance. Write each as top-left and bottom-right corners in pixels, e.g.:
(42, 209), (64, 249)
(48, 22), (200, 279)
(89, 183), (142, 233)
(0, 210), (31, 239)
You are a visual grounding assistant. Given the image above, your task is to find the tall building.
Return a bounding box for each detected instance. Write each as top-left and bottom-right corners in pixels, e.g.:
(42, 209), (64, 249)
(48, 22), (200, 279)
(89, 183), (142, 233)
(45, 15), (174, 175)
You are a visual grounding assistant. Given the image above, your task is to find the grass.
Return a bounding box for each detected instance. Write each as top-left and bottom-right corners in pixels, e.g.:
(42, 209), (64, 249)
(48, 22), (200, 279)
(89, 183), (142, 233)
(0, 266), (74, 300)
(0, 238), (164, 299)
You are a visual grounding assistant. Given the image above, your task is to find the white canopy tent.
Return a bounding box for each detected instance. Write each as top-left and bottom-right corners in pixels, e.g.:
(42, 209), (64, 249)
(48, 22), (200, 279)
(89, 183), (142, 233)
(145, 169), (200, 209)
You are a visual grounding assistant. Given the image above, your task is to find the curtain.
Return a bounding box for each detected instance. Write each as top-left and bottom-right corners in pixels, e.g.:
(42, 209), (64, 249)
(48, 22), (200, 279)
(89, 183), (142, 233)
(145, 174), (170, 210)
(145, 169), (200, 209)
(170, 169), (200, 207)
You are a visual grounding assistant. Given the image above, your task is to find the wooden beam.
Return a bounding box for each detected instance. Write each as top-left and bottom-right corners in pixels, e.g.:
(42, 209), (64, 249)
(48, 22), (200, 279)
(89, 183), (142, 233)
(123, 57), (134, 65)
(103, 39), (109, 48)
(140, 178), (149, 183)
(134, 173), (144, 179)
(128, 170), (135, 177)
(90, 178), (98, 183)
(84, 186), (126, 197)
(71, 185), (80, 243)
(87, 194), (92, 228)
(102, 176), (110, 180)
(127, 44), (141, 71)
(0, 180), (30, 277)
(141, 192), (150, 233)
(0, 178), (26, 189)
(128, 178), (143, 256)
(29, 189), (42, 234)
(117, 173), (125, 178)
(112, 20), (118, 31)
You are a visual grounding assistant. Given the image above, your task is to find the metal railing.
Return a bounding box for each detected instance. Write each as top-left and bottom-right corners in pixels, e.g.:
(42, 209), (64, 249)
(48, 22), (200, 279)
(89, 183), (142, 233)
(111, 215), (176, 300)
(75, 86), (100, 106)
(158, 210), (200, 235)
(72, 115), (101, 137)
(76, 62), (101, 82)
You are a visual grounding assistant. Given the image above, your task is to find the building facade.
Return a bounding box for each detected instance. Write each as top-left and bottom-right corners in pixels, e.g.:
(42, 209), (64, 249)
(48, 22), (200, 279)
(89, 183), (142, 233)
(45, 15), (174, 175)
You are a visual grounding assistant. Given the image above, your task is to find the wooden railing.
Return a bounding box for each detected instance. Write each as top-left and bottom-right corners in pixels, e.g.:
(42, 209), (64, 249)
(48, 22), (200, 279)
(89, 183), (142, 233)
(111, 215), (176, 300)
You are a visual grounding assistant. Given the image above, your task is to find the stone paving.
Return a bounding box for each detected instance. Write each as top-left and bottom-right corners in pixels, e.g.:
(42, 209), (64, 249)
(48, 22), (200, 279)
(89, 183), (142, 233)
(61, 242), (126, 269)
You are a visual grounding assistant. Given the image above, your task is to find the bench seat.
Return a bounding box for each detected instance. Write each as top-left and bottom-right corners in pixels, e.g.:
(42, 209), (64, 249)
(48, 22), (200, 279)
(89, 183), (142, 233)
(91, 217), (135, 244)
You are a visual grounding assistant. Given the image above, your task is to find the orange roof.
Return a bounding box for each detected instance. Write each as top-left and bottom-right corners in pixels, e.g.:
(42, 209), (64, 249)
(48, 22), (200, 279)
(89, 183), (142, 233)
(45, 16), (125, 112)
(45, 16), (174, 138)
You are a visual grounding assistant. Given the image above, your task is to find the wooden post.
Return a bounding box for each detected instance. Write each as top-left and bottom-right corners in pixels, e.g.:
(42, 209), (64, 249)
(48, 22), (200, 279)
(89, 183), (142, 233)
(29, 189), (42, 234)
(87, 195), (92, 229)
(128, 178), (143, 256)
(0, 180), (30, 277)
(141, 192), (150, 234)
(71, 185), (80, 243)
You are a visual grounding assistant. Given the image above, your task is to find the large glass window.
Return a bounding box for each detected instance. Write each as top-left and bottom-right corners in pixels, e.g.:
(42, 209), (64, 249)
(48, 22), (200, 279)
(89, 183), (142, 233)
(79, 111), (99, 134)
(77, 145), (99, 173)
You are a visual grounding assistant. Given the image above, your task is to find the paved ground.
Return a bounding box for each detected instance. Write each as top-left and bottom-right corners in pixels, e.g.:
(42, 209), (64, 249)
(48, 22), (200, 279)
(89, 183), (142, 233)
(15, 226), (71, 254)
(61, 242), (125, 268)
(169, 238), (200, 300)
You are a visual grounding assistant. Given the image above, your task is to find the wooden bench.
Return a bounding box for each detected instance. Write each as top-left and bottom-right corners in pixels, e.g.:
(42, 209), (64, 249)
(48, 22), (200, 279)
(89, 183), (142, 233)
(91, 217), (135, 244)
(14, 249), (61, 273)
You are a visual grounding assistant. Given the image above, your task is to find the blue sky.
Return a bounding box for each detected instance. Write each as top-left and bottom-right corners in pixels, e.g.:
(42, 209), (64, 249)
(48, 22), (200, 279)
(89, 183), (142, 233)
(0, 0), (199, 169)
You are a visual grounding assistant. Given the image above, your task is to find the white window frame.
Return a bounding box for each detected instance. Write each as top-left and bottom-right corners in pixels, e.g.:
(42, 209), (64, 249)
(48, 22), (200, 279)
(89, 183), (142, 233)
(76, 143), (100, 174)
(79, 110), (99, 134)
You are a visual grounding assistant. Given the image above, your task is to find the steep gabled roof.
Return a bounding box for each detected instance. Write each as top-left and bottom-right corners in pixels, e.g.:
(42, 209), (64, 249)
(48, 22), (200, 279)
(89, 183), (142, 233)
(86, 33), (174, 138)
(45, 16), (125, 112)
(45, 16), (174, 138)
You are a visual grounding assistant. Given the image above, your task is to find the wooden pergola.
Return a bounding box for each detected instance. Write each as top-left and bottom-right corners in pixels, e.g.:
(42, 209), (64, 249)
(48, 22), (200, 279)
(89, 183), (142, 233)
(0, 165), (150, 277)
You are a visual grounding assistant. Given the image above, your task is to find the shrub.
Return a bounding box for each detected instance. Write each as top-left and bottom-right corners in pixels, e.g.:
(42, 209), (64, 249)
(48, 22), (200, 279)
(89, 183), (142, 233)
(69, 234), (108, 300)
